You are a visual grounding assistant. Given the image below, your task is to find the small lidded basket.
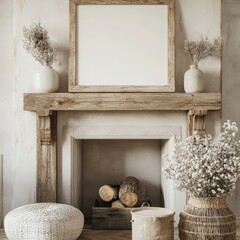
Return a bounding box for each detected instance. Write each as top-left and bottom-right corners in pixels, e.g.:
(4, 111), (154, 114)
(131, 207), (175, 240)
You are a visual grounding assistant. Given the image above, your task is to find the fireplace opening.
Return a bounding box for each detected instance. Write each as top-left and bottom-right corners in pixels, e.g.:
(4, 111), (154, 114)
(74, 139), (164, 223)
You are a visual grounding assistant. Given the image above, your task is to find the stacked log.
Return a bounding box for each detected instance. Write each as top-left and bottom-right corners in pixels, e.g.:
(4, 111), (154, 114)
(111, 200), (125, 208)
(119, 176), (139, 207)
(98, 176), (150, 208)
(98, 185), (119, 202)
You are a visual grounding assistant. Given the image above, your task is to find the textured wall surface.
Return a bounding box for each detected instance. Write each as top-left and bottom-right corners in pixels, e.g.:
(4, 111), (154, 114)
(222, 1), (240, 126)
(0, 0), (223, 222)
(0, 0), (15, 224)
(222, 0), (240, 224)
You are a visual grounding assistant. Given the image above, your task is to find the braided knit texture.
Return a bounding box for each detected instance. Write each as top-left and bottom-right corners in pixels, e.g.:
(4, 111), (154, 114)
(4, 203), (84, 240)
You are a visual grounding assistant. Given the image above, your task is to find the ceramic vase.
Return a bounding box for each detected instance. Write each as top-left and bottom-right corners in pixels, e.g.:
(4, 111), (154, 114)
(184, 64), (204, 93)
(34, 66), (59, 93)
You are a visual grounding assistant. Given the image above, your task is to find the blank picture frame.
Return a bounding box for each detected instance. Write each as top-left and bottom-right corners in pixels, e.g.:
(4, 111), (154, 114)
(69, 0), (175, 92)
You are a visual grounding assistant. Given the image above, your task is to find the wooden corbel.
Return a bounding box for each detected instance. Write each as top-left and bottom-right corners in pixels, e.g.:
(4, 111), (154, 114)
(36, 110), (56, 145)
(187, 110), (208, 137)
(36, 110), (57, 202)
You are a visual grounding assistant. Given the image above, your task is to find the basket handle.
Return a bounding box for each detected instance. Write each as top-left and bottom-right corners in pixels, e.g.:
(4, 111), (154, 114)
(140, 202), (150, 207)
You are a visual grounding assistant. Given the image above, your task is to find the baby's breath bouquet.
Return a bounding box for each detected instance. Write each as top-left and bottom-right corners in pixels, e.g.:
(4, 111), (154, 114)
(22, 22), (56, 67)
(164, 120), (240, 198)
(184, 36), (224, 65)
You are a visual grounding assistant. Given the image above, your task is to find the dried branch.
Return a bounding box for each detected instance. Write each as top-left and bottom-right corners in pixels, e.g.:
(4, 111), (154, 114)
(22, 22), (57, 67)
(184, 36), (224, 65)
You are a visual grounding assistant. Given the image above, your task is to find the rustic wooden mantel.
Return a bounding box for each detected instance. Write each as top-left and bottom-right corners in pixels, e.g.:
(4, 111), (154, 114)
(23, 92), (221, 202)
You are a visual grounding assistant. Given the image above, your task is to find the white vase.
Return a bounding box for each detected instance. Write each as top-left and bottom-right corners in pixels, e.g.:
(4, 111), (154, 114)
(34, 66), (59, 93)
(184, 64), (204, 93)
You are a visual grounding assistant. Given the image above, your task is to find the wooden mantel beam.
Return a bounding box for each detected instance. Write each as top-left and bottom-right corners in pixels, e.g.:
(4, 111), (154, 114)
(24, 93), (221, 112)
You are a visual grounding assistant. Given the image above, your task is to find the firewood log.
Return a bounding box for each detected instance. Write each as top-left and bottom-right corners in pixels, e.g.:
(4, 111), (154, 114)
(111, 200), (125, 208)
(98, 185), (119, 202)
(119, 176), (140, 207)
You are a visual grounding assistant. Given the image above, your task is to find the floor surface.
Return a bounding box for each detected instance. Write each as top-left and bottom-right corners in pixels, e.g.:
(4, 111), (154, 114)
(0, 229), (176, 240)
(1, 228), (240, 239)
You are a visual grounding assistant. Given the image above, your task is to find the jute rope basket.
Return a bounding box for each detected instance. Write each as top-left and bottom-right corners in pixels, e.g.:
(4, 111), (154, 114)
(179, 194), (236, 240)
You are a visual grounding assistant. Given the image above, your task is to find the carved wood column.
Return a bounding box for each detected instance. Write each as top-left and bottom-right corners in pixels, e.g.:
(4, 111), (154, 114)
(36, 110), (57, 202)
(187, 110), (208, 136)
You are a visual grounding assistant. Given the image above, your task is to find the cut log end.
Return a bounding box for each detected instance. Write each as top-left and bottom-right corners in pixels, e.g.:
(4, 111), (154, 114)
(111, 200), (125, 208)
(119, 176), (150, 208)
(120, 192), (138, 207)
(99, 185), (118, 202)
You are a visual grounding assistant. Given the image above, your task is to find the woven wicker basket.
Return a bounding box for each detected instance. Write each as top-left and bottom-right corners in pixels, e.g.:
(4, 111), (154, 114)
(179, 195), (236, 240)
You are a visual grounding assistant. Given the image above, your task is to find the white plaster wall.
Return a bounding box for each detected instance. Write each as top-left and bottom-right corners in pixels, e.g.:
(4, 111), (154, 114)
(0, 0), (223, 220)
(0, 0), (69, 218)
(0, 0), (15, 224)
(12, 0), (69, 212)
(175, 0), (221, 92)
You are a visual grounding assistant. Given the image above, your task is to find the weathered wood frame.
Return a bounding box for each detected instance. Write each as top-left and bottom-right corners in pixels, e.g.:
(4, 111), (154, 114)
(24, 93), (221, 202)
(69, 0), (175, 92)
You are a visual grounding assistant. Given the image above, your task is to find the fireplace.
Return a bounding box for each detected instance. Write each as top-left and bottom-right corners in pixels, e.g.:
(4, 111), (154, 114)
(23, 92), (221, 227)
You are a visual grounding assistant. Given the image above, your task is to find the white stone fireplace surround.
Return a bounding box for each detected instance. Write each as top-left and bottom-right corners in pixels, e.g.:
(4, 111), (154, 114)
(57, 111), (187, 223)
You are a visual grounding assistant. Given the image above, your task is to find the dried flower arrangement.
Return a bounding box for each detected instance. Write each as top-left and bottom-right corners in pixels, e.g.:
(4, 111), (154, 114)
(22, 22), (56, 67)
(184, 37), (224, 65)
(164, 120), (240, 198)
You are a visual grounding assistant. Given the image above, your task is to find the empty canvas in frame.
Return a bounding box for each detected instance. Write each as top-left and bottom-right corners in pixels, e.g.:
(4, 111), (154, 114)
(69, 0), (175, 92)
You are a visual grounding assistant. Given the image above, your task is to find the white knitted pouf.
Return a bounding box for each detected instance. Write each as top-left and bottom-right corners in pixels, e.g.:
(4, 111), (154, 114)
(4, 203), (84, 240)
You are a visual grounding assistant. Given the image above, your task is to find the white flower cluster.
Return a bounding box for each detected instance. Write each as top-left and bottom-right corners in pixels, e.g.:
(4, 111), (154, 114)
(164, 120), (240, 198)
